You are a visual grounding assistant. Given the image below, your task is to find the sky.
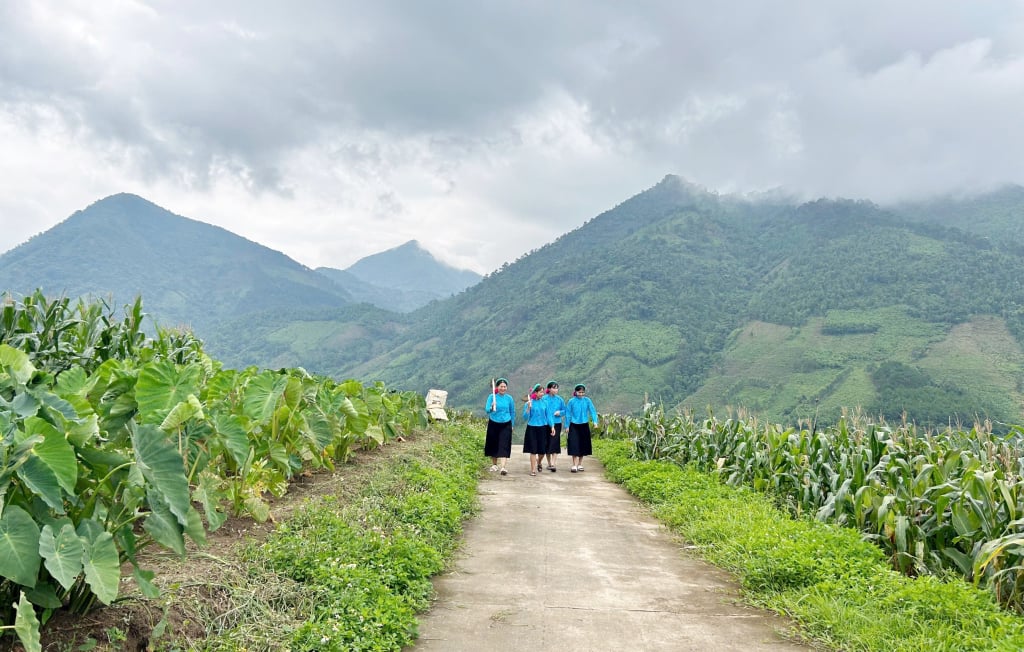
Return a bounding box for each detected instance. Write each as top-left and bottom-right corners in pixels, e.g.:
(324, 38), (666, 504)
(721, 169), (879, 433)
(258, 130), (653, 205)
(2, 2), (1023, 275)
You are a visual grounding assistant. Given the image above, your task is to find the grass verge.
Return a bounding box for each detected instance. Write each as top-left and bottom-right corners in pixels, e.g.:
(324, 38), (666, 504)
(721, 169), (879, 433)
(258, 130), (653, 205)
(594, 438), (1024, 652)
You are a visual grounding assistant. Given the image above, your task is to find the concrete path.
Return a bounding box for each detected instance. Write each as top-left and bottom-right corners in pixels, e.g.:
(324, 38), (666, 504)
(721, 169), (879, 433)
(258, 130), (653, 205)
(413, 446), (811, 651)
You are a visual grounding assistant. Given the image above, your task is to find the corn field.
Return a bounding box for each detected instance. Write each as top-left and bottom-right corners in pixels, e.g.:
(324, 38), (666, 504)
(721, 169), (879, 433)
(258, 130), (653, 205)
(603, 404), (1024, 611)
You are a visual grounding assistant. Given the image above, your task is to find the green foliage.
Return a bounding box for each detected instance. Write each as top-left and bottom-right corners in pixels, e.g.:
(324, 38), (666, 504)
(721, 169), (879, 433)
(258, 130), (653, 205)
(595, 438), (1024, 651)
(219, 424), (483, 651)
(605, 406), (1024, 617)
(0, 295), (428, 651)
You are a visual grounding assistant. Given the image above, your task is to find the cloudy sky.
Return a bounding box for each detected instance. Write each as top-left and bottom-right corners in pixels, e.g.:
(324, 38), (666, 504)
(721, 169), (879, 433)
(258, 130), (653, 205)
(2, 2), (1023, 274)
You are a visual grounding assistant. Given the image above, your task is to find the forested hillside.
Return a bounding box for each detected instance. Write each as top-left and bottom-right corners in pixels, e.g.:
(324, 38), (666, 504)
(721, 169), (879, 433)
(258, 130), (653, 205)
(0, 194), (352, 331)
(342, 177), (1024, 427)
(6, 180), (1024, 429)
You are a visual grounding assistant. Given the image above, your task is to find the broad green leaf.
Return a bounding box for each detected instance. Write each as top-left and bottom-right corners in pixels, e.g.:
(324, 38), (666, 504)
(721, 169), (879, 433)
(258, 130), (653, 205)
(133, 565), (160, 599)
(39, 523), (84, 591)
(142, 489), (185, 556)
(243, 495), (271, 523)
(11, 391), (41, 417)
(16, 456), (64, 514)
(212, 413), (250, 467)
(24, 417), (77, 494)
(0, 505), (41, 586)
(183, 504), (206, 548)
(14, 592), (42, 652)
(34, 388), (80, 421)
(66, 414), (100, 449)
(336, 395), (359, 419)
(0, 344), (36, 384)
(337, 379), (363, 396)
(135, 361), (201, 424)
(131, 423), (191, 527)
(194, 472), (227, 532)
(81, 531), (120, 604)
(303, 411), (336, 451)
(25, 582), (62, 609)
(242, 372), (288, 424)
(159, 394), (203, 432)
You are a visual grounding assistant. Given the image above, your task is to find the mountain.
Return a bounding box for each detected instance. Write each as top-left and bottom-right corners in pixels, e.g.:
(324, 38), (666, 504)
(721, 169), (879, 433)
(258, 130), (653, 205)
(315, 241), (481, 312)
(888, 185), (1024, 246)
(332, 176), (1024, 427)
(7, 181), (1024, 430)
(0, 193), (352, 331)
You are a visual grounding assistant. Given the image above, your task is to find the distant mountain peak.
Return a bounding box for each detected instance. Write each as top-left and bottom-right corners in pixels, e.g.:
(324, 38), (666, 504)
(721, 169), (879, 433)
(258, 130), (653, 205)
(341, 240), (481, 300)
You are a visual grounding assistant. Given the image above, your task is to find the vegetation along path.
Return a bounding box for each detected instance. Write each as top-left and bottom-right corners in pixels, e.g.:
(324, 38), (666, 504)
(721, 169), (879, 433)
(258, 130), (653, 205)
(414, 445), (808, 651)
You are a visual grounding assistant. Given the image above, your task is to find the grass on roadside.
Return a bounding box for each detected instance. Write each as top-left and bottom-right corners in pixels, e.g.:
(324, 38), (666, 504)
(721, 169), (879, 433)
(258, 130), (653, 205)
(594, 438), (1024, 652)
(196, 421), (484, 652)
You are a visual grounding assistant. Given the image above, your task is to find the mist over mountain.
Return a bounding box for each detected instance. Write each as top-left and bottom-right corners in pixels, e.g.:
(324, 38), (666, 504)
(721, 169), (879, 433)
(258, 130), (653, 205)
(4, 178), (1024, 429)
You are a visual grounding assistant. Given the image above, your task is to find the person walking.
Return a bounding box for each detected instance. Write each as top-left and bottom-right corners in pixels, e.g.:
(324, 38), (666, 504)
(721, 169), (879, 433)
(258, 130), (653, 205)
(521, 383), (555, 476)
(566, 383), (599, 473)
(484, 378), (515, 475)
(543, 381), (566, 472)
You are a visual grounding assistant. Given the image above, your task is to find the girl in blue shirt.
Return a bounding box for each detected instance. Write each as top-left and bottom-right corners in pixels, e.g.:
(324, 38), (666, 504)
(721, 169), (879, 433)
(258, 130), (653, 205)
(566, 383), (599, 472)
(542, 381), (567, 472)
(484, 378), (515, 475)
(521, 383), (555, 476)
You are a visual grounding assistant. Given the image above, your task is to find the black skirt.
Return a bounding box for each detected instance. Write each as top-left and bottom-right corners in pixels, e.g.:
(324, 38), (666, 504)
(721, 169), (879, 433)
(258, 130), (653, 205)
(522, 424), (551, 454)
(543, 423), (563, 454)
(484, 420), (513, 458)
(567, 423), (593, 456)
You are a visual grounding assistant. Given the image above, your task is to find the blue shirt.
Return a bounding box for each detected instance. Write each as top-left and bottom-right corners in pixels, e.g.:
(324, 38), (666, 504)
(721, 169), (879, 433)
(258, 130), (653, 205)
(523, 394), (555, 427)
(486, 392), (516, 427)
(567, 396), (599, 426)
(546, 394), (567, 427)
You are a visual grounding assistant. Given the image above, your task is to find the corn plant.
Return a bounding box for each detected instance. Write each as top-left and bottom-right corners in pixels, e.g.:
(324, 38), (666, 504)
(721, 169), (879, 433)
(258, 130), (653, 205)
(612, 405), (1024, 611)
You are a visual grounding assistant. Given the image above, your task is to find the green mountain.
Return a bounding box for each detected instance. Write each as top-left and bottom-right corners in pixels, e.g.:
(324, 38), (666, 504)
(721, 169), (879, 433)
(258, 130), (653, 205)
(0, 193), (352, 332)
(8, 181), (1024, 430)
(315, 240), (481, 312)
(336, 177), (1024, 428)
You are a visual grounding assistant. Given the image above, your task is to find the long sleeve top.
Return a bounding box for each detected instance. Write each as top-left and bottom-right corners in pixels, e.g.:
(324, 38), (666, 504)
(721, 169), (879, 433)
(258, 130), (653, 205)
(485, 392), (516, 427)
(547, 394), (568, 428)
(522, 394), (555, 427)
(567, 396), (599, 426)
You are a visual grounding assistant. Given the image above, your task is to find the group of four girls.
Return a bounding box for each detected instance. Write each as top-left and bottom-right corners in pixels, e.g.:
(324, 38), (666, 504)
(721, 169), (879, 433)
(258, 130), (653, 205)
(484, 378), (599, 476)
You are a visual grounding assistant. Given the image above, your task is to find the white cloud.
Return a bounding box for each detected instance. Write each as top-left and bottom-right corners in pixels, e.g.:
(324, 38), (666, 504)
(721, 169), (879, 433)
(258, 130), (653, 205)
(1, 1), (1023, 274)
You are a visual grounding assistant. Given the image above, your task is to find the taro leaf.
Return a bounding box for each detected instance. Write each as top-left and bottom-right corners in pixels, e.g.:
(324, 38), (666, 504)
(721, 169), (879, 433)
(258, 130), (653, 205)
(133, 565), (160, 599)
(337, 395), (359, 419)
(242, 372), (288, 425)
(194, 472), (228, 532)
(304, 411), (335, 451)
(243, 495), (271, 524)
(17, 455), (64, 513)
(0, 505), (41, 586)
(345, 397), (370, 435)
(11, 391), (41, 418)
(0, 344), (36, 385)
(184, 504), (206, 548)
(142, 489), (185, 556)
(34, 387), (83, 421)
(131, 423), (191, 528)
(39, 522), (84, 591)
(14, 592), (42, 652)
(135, 361), (202, 425)
(25, 582), (61, 609)
(159, 394), (204, 433)
(65, 414), (100, 449)
(81, 530), (119, 605)
(24, 417), (77, 494)
(212, 413), (250, 467)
